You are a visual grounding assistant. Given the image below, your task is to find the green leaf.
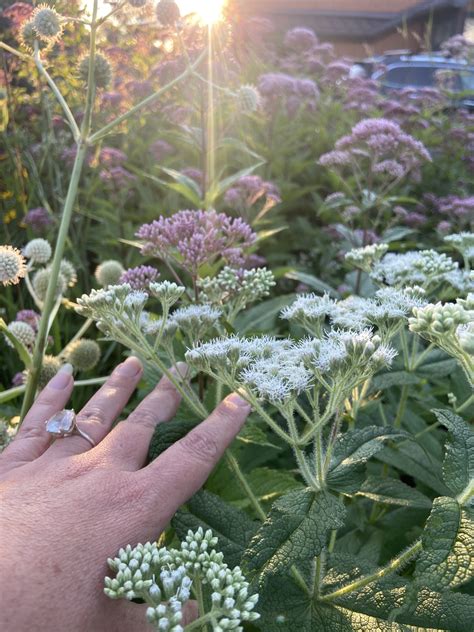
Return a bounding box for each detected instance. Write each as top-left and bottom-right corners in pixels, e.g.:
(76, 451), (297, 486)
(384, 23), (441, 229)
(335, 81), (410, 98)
(236, 423), (280, 450)
(357, 476), (432, 509)
(284, 270), (339, 297)
(235, 294), (296, 333)
(243, 488), (345, 586)
(376, 442), (450, 496)
(327, 427), (409, 494)
(414, 496), (474, 590)
(245, 468), (303, 505)
(147, 411), (199, 461)
(205, 161), (265, 207)
(369, 370), (420, 393)
(172, 490), (257, 567)
(433, 408), (474, 499)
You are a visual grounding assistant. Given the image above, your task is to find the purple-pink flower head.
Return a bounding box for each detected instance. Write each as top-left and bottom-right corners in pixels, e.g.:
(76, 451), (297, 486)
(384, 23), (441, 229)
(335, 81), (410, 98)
(99, 166), (137, 188)
(224, 175), (281, 211)
(319, 118), (431, 181)
(100, 147), (127, 168)
(284, 27), (318, 53)
(119, 265), (159, 290)
(15, 309), (40, 331)
(24, 207), (53, 232)
(150, 140), (175, 162)
(181, 168), (204, 186)
(136, 210), (257, 276)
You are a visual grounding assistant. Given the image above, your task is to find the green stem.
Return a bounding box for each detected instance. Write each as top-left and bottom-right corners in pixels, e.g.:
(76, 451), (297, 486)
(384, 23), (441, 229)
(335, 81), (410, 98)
(184, 612), (214, 632)
(456, 393), (474, 414)
(0, 385), (26, 404)
(321, 540), (422, 601)
(225, 451), (266, 520)
(457, 480), (474, 506)
(192, 577), (209, 632)
(290, 566), (312, 597)
(394, 385), (409, 429)
(88, 49), (206, 144)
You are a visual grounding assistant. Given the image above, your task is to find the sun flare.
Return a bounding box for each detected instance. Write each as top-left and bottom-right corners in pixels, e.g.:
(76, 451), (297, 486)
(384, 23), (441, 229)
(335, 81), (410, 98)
(178, 0), (225, 25)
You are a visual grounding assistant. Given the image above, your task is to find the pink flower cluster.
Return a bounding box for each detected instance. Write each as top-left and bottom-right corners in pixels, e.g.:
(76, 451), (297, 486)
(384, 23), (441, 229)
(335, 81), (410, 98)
(136, 210), (257, 275)
(319, 118), (431, 182)
(224, 175), (281, 212)
(258, 73), (319, 116)
(119, 265), (159, 290)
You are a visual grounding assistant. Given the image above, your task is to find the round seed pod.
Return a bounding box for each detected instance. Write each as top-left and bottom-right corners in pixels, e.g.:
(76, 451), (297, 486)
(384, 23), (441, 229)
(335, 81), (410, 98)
(95, 260), (124, 287)
(5, 321), (36, 349)
(24, 238), (52, 264)
(59, 259), (78, 288)
(37, 355), (62, 389)
(31, 6), (62, 41)
(32, 269), (66, 301)
(237, 85), (261, 113)
(65, 339), (101, 371)
(78, 53), (112, 89)
(156, 0), (180, 26)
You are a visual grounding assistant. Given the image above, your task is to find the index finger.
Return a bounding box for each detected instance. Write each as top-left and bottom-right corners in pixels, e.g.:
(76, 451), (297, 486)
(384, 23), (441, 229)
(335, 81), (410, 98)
(137, 393), (251, 515)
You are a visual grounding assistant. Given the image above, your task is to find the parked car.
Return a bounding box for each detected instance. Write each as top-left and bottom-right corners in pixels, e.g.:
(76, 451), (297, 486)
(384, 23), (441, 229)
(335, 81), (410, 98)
(351, 51), (474, 109)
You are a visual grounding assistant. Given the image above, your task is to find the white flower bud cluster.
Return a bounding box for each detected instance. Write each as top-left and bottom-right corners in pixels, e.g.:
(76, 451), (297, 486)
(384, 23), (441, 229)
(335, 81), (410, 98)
(149, 281), (185, 307)
(444, 232), (474, 261)
(345, 243), (389, 272)
(140, 313), (178, 339)
(199, 267), (275, 316)
(281, 293), (335, 326)
(409, 295), (474, 384)
(371, 250), (459, 290)
(104, 528), (259, 632)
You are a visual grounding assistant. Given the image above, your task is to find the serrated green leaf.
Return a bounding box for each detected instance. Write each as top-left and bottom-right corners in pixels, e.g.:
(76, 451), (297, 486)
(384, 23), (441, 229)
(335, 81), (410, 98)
(236, 423), (280, 450)
(357, 476), (432, 509)
(243, 488), (345, 586)
(234, 294), (296, 333)
(369, 370), (420, 392)
(414, 496), (474, 590)
(172, 490), (257, 567)
(433, 409), (474, 499)
(376, 442), (450, 496)
(327, 427), (409, 494)
(147, 412), (199, 461)
(245, 468), (303, 504)
(416, 357), (458, 378)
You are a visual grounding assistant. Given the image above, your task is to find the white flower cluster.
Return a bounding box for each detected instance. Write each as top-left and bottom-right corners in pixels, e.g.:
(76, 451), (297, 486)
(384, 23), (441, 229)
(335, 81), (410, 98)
(187, 327), (396, 404)
(281, 288), (425, 336)
(409, 294), (474, 384)
(345, 243), (389, 272)
(171, 305), (222, 342)
(149, 281), (185, 306)
(104, 528), (259, 632)
(371, 250), (463, 291)
(444, 232), (474, 261)
(198, 267), (275, 317)
(23, 238), (52, 265)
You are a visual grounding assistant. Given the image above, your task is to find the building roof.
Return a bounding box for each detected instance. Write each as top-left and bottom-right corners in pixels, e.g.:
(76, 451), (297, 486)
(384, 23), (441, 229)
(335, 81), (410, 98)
(244, 0), (470, 41)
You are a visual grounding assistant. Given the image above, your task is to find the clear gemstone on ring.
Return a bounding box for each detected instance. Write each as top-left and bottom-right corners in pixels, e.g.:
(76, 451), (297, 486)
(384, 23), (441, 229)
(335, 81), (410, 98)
(45, 409), (76, 437)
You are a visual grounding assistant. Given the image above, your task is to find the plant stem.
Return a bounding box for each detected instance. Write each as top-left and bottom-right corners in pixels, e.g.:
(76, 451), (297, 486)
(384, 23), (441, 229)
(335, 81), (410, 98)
(192, 577), (209, 632)
(320, 540), (422, 601)
(224, 451), (266, 520)
(394, 384), (409, 429)
(0, 385), (26, 404)
(184, 612), (215, 632)
(88, 49), (206, 144)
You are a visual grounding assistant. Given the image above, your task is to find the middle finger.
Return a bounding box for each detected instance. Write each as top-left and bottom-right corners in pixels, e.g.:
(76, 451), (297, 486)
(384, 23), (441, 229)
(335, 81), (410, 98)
(44, 357), (143, 459)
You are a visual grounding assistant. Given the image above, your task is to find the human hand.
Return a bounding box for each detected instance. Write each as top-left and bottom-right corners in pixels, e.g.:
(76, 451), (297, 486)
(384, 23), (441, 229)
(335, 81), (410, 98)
(0, 357), (251, 632)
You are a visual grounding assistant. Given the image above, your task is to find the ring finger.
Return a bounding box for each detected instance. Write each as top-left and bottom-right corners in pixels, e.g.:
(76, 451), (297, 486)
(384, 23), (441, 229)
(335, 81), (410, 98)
(44, 356), (143, 459)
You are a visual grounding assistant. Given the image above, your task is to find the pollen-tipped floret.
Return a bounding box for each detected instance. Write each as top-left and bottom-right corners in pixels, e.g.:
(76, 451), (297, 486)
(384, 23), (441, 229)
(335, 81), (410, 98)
(5, 321), (36, 350)
(0, 245), (27, 286)
(33, 269), (66, 301)
(31, 5), (62, 40)
(237, 85), (262, 113)
(79, 54), (112, 89)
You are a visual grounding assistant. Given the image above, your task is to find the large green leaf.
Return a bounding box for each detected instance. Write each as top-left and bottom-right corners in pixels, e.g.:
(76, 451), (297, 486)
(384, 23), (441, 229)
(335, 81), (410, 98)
(147, 411), (199, 461)
(433, 409), (474, 500)
(284, 270), (339, 297)
(172, 490), (257, 567)
(369, 370), (420, 393)
(414, 496), (474, 590)
(235, 294), (296, 333)
(327, 427), (409, 494)
(243, 488), (345, 586)
(357, 476), (432, 509)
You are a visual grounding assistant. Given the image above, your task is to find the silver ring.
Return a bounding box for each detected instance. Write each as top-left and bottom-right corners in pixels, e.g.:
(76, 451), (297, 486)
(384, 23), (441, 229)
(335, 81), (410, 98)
(45, 409), (96, 448)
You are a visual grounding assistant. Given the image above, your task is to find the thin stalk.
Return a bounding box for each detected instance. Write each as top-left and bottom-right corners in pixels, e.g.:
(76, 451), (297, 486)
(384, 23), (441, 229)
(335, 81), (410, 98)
(20, 0), (100, 420)
(0, 385), (26, 404)
(193, 577), (209, 632)
(184, 613), (215, 632)
(394, 384), (409, 429)
(225, 451), (266, 520)
(457, 393), (474, 414)
(65, 318), (93, 348)
(34, 48), (80, 141)
(313, 553), (325, 599)
(320, 540), (422, 601)
(88, 49), (206, 144)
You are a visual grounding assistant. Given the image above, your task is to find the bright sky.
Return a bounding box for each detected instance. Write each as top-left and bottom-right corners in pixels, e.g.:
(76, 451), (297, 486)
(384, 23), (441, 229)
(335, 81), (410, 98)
(85, 1), (224, 23)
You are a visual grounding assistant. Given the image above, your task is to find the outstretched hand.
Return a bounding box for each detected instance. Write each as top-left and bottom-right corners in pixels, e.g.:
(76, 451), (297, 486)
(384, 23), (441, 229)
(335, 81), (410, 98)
(0, 357), (251, 631)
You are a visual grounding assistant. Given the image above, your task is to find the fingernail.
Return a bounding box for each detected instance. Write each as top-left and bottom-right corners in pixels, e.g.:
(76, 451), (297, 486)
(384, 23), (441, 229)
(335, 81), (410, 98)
(49, 364), (73, 390)
(226, 393), (251, 411)
(115, 356), (142, 377)
(170, 362), (189, 380)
